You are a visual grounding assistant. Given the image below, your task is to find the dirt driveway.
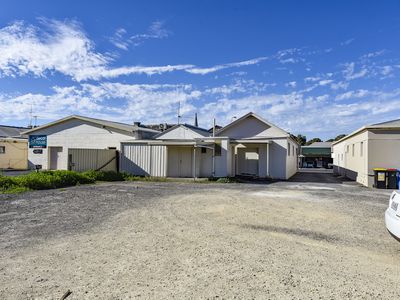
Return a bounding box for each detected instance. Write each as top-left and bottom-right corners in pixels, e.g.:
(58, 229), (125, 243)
(0, 174), (399, 299)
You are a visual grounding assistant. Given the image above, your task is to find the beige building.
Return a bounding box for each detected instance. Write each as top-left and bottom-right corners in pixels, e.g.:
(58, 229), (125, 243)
(0, 126), (28, 170)
(332, 119), (400, 187)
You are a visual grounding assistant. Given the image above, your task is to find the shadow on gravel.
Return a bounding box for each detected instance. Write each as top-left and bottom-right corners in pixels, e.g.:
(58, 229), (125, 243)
(241, 224), (340, 243)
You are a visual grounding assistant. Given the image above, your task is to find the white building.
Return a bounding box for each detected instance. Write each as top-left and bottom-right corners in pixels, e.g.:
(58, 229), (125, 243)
(23, 115), (159, 170)
(332, 119), (400, 187)
(121, 112), (299, 179)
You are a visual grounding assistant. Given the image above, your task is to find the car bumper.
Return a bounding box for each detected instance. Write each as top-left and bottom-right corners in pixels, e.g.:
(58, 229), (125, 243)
(385, 208), (400, 240)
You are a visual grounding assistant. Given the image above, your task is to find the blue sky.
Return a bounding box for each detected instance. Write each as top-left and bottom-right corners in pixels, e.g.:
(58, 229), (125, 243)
(1, 0), (400, 140)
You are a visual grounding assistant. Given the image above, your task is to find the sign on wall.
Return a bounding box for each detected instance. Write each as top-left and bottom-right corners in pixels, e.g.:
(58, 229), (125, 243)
(29, 135), (47, 148)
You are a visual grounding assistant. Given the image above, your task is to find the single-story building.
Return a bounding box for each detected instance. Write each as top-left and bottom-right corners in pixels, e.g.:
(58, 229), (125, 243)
(22, 115), (159, 171)
(332, 119), (400, 187)
(300, 142), (333, 168)
(120, 112), (299, 179)
(0, 125), (28, 170)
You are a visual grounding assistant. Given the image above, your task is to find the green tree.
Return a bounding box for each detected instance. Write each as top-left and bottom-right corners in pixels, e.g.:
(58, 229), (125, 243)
(290, 134), (307, 146)
(305, 138), (322, 146)
(334, 134), (346, 141)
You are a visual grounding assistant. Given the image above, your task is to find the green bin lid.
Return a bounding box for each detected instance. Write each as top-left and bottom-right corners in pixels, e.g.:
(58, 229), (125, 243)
(373, 168), (387, 171)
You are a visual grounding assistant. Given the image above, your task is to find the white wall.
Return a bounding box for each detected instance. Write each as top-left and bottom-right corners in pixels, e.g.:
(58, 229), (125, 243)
(217, 115), (287, 139)
(286, 138), (299, 179)
(332, 131), (370, 186)
(120, 143), (167, 176)
(269, 138), (288, 179)
(28, 119), (135, 170)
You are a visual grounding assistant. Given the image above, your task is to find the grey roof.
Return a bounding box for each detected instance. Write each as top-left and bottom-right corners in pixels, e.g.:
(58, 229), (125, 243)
(22, 115), (160, 135)
(333, 118), (400, 145)
(154, 123), (210, 139)
(0, 125), (29, 139)
(302, 142), (332, 148)
(370, 119), (400, 128)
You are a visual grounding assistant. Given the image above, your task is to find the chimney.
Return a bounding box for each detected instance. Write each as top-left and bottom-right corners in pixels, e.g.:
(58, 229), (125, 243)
(194, 113), (198, 127)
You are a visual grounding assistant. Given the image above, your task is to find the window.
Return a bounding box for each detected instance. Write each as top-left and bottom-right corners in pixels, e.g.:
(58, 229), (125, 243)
(292, 145), (295, 156)
(201, 147), (207, 154)
(288, 143), (291, 156)
(352, 144), (355, 157)
(360, 142), (364, 157)
(341, 153), (343, 161)
(346, 145), (349, 153)
(0, 146), (4, 154)
(214, 143), (221, 156)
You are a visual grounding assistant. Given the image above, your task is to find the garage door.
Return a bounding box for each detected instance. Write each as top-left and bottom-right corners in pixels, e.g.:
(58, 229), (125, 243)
(168, 147), (193, 177)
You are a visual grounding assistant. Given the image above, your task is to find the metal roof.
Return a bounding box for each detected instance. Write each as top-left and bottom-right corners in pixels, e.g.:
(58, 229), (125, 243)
(22, 115), (160, 135)
(302, 142), (332, 148)
(333, 118), (400, 145)
(0, 125), (29, 139)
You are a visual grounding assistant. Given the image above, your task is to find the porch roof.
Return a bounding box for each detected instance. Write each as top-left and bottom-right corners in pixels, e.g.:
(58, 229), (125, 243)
(121, 139), (214, 146)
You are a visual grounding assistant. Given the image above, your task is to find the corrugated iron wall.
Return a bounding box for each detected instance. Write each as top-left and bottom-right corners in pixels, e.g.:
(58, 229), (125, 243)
(120, 143), (166, 176)
(68, 148), (117, 172)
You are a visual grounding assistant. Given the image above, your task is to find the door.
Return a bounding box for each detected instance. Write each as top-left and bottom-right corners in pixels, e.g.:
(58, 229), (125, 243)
(49, 147), (63, 170)
(167, 147), (193, 177)
(238, 148), (259, 176)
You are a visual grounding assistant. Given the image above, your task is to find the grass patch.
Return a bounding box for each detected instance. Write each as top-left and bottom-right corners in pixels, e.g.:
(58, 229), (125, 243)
(0, 170), (240, 194)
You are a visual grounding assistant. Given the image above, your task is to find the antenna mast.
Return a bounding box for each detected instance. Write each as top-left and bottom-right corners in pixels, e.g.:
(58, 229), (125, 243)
(177, 102), (182, 124)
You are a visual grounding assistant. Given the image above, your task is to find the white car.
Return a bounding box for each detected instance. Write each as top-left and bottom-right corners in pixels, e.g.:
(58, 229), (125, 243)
(385, 191), (400, 241)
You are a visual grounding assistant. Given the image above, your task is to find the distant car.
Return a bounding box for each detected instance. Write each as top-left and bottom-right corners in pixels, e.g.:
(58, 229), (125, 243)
(385, 191), (400, 241)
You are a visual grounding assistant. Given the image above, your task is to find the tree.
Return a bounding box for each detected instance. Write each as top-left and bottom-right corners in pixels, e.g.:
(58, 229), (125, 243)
(334, 134), (346, 141)
(290, 134), (307, 146)
(325, 138), (334, 142)
(305, 138), (322, 146)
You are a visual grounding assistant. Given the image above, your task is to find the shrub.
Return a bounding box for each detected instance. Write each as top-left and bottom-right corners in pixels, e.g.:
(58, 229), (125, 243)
(0, 175), (19, 192)
(82, 170), (125, 181)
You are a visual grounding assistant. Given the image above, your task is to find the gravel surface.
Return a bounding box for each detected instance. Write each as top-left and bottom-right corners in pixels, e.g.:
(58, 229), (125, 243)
(1, 173), (399, 299)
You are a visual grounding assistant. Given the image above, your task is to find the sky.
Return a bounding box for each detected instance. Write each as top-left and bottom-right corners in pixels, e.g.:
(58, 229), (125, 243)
(1, 0), (400, 140)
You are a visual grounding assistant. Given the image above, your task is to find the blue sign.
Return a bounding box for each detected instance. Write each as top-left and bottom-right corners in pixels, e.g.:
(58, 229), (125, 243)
(29, 135), (47, 148)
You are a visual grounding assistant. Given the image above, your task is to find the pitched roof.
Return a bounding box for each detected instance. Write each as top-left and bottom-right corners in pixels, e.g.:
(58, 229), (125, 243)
(154, 123), (210, 139)
(0, 125), (29, 139)
(302, 142), (332, 148)
(22, 115), (160, 135)
(216, 112), (290, 137)
(333, 118), (400, 145)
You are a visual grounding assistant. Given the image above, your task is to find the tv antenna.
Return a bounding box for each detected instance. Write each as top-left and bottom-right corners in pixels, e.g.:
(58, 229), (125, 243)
(177, 102), (182, 124)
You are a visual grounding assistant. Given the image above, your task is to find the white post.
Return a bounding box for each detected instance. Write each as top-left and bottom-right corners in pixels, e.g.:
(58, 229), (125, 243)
(266, 143), (270, 177)
(193, 146), (196, 180)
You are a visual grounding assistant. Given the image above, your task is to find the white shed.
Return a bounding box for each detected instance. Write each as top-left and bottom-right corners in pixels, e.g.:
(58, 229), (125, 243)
(23, 115), (159, 171)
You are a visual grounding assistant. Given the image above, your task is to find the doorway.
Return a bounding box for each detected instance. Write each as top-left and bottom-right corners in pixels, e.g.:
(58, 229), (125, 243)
(167, 147), (193, 177)
(49, 147), (63, 170)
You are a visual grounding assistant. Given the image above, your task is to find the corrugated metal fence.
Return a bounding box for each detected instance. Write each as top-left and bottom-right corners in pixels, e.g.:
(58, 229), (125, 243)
(120, 143), (166, 176)
(68, 148), (117, 172)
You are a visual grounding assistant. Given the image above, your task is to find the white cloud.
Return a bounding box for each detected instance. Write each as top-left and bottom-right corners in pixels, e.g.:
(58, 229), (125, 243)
(109, 28), (129, 50)
(335, 89), (370, 101)
(109, 21), (170, 50)
(186, 57), (268, 75)
(318, 79), (333, 86)
(285, 81), (297, 88)
(342, 62), (368, 80)
(0, 19), (109, 81)
(0, 19), (268, 81)
(341, 38), (354, 46)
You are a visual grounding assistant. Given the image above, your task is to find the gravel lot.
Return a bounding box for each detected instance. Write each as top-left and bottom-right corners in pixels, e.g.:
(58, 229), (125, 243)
(1, 172), (399, 299)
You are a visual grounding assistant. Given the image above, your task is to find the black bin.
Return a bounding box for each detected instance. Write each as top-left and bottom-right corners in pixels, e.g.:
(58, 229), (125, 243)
(373, 168), (387, 189)
(387, 169), (398, 189)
